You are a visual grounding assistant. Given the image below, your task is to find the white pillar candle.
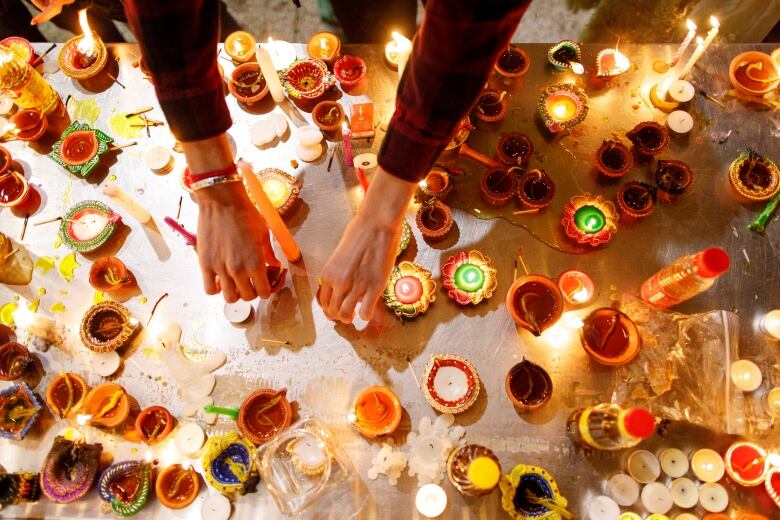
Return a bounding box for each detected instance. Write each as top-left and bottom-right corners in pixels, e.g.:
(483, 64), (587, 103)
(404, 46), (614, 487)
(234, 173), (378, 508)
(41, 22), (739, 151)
(588, 495), (620, 520)
(415, 483), (447, 518)
(666, 110), (694, 135)
(690, 449), (725, 482)
(393, 32), (412, 79)
(730, 360), (763, 392)
(256, 44), (285, 103)
(670, 19), (697, 67)
(102, 183), (152, 224)
(627, 450), (660, 484)
(201, 494), (232, 520)
(91, 350), (121, 377)
(768, 387), (780, 415)
(607, 473), (639, 506)
(698, 482), (728, 513)
(176, 422), (207, 456)
(670, 477), (698, 509)
(760, 309), (780, 340)
(641, 482), (673, 514)
(667, 80), (695, 102)
(659, 448), (689, 478)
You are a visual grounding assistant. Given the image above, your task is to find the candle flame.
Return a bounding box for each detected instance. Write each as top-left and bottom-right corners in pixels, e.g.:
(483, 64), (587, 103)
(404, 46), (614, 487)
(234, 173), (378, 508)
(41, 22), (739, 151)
(76, 414), (92, 426)
(145, 449), (153, 463)
(570, 61), (584, 74)
(76, 9), (96, 57)
(268, 37), (274, 44)
(695, 36), (705, 47)
(613, 50), (630, 71)
(392, 31), (411, 49)
(572, 289), (590, 303)
(13, 306), (34, 328)
(686, 19), (697, 31)
(710, 16), (720, 29)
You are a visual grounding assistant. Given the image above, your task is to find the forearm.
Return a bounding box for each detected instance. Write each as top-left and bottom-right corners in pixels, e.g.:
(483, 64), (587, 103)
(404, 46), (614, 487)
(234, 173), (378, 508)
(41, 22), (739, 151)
(359, 168), (416, 227)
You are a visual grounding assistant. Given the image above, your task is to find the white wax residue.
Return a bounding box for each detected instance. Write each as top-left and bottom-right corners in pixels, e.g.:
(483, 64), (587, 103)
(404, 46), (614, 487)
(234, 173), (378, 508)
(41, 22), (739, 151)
(72, 212), (109, 241)
(433, 366), (468, 402)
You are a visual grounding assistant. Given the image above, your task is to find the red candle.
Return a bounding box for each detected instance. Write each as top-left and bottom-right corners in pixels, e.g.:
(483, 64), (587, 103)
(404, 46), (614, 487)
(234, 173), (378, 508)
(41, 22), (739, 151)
(395, 276), (423, 304)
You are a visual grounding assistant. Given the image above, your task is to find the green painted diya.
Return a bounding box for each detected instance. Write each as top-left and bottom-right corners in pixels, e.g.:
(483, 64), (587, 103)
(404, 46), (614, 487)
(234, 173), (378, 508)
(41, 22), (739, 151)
(98, 461), (151, 517)
(49, 121), (113, 177)
(396, 220), (412, 257)
(59, 200), (120, 252)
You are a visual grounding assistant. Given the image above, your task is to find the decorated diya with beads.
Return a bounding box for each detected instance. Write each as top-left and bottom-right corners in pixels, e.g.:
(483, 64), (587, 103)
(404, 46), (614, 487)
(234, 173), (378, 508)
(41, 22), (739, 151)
(481, 168), (517, 207)
(89, 256), (136, 293)
(82, 383), (130, 429)
(495, 45), (530, 78)
(46, 372), (89, 418)
(728, 149), (780, 202)
(580, 308), (641, 366)
(506, 275), (564, 336)
(60, 200), (120, 252)
(626, 121), (669, 158)
(40, 436), (103, 504)
(538, 83), (588, 133)
(80, 301), (139, 353)
(135, 405), (174, 445)
(155, 464), (199, 509)
(382, 261), (436, 319)
(497, 132), (534, 168)
(547, 40), (582, 71)
(441, 250), (498, 306)
(561, 193), (619, 247)
(505, 359), (553, 411)
(655, 160), (693, 200)
(422, 353), (480, 414)
(333, 54), (367, 89)
(0, 342), (31, 381)
(281, 59), (336, 101)
(473, 89), (508, 123)
(617, 182), (656, 219)
(237, 388), (292, 445)
(595, 140), (633, 178)
(0, 471), (41, 506)
(49, 121), (114, 176)
(517, 169), (556, 210)
(0, 382), (41, 440)
(98, 460), (151, 517)
(416, 199), (454, 241)
(724, 441), (767, 487)
(202, 431), (258, 495)
(256, 168), (301, 217)
(500, 464), (570, 520)
(58, 30), (108, 80)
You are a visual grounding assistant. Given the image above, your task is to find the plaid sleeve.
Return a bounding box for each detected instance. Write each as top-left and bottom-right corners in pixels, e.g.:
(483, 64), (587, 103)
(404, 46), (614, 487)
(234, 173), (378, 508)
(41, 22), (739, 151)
(378, 0), (531, 182)
(124, 0), (231, 142)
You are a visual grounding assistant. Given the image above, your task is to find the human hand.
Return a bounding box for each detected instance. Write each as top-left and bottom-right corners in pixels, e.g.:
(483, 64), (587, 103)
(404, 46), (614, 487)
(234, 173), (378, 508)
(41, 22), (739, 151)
(29, 0), (75, 25)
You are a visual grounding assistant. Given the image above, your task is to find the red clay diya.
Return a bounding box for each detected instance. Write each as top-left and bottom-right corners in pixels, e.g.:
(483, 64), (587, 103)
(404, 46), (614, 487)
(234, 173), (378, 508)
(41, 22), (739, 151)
(256, 168), (301, 217)
(547, 40), (582, 71)
(417, 168), (452, 201)
(724, 441), (767, 487)
(481, 168), (517, 207)
(505, 359), (553, 411)
(538, 83), (588, 133)
(89, 256), (136, 293)
(473, 89), (508, 123)
(616, 181), (656, 220)
(9, 108), (47, 141)
(766, 466), (780, 509)
(506, 275), (564, 336)
(495, 45), (530, 78)
(49, 121), (114, 177)
(82, 383), (130, 429)
(655, 159), (694, 201)
(556, 269), (595, 306)
(97, 460), (151, 516)
(561, 194), (619, 247)
(60, 200), (120, 252)
(729, 51), (780, 96)
(135, 405), (174, 444)
(0, 145), (11, 176)
(0, 341), (31, 381)
(80, 301), (139, 353)
(45, 372), (88, 418)
(382, 261), (436, 319)
(0, 170), (31, 210)
(416, 200), (454, 241)
(626, 121), (669, 158)
(224, 31), (256, 63)
(333, 54), (366, 89)
(580, 308), (641, 366)
(517, 169), (555, 210)
(441, 250), (498, 305)
(281, 59), (335, 101)
(0, 382), (41, 440)
(57, 30), (108, 80)
(728, 149), (779, 202)
(497, 132), (534, 168)
(422, 353), (480, 414)
(307, 31), (341, 66)
(595, 140), (633, 178)
(229, 63), (268, 104)
(312, 100), (345, 132)
(155, 464), (199, 509)
(238, 388), (292, 445)
(41, 436), (102, 503)
(0, 37), (35, 65)
(350, 385), (402, 438)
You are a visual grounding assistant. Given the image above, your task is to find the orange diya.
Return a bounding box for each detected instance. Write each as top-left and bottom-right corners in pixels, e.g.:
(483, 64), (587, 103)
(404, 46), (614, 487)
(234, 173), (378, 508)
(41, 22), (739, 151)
(224, 30), (256, 63)
(9, 108), (47, 142)
(626, 121), (669, 158)
(89, 256), (136, 293)
(506, 275), (563, 336)
(45, 372), (88, 418)
(495, 45), (530, 78)
(580, 308), (641, 366)
(416, 199), (454, 241)
(312, 100), (345, 132)
(350, 386), (402, 438)
(135, 405), (174, 444)
(229, 63), (268, 104)
(728, 149), (779, 202)
(57, 10), (108, 80)
(82, 382), (130, 428)
(0, 342), (31, 381)
(473, 89), (508, 123)
(155, 464), (199, 509)
(480, 167), (517, 207)
(237, 388), (292, 445)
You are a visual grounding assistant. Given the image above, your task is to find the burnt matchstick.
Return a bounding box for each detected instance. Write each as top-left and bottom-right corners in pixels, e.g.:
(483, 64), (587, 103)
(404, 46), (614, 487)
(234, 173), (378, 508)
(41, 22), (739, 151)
(30, 43), (56, 67)
(125, 107), (153, 118)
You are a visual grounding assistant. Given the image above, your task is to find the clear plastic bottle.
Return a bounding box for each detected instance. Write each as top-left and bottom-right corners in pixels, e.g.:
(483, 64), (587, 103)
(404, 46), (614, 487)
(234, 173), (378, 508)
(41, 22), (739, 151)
(567, 403), (655, 450)
(640, 247), (730, 309)
(0, 44), (59, 115)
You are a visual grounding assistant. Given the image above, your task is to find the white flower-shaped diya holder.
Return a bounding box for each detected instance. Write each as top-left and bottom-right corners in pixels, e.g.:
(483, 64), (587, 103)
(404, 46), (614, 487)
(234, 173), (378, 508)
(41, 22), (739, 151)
(367, 439), (408, 485)
(404, 414), (465, 485)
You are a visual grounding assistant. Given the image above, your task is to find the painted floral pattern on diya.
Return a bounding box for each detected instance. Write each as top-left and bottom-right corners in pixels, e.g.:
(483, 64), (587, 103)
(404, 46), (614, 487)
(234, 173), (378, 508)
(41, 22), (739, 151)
(155, 464), (199, 509)
(728, 149), (780, 202)
(447, 444), (501, 497)
(617, 182), (656, 219)
(561, 193), (618, 247)
(580, 308), (641, 366)
(547, 40), (582, 71)
(281, 59), (335, 100)
(57, 31), (108, 79)
(655, 159), (693, 197)
(256, 168), (301, 217)
(89, 256), (136, 293)
(0, 471), (41, 506)
(0, 382), (41, 440)
(0, 342), (31, 381)
(481, 168), (517, 207)
(422, 354), (480, 414)
(59, 200), (119, 252)
(334, 54), (367, 88)
(506, 275), (564, 337)
(49, 121), (113, 176)
(202, 432), (257, 495)
(382, 261), (436, 319)
(80, 301), (139, 353)
(626, 121), (669, 157)
(595, 140), (633, 178)
(441, 250), (498, 306)
(495, 45), (530, 77)
(397, 219), (412, 257)
(505, 359), (553, 411)
(538, 83), (588, 133)
(40, 436), (103, 504)
(98, 460), (151, 517)
(416, 200), (454, 241)
(82, 383), (130, 428)
(497, 132), (534, 168)
(724, 441), (768, 487)
(45, 372), (88, 418)
(312, 100), (345, 132)
(473, 89), (508, 123)
(500, 464), (569, 520)
(0, 170), (30, 208)
(517, 169), (556, 210)
(238, 388), (292, 445)
(135, 406), (173, 444)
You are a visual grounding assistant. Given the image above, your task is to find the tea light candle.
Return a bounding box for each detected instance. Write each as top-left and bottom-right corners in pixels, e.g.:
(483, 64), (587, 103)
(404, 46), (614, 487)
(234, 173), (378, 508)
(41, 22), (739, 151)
(698, 482), (728, 513)
(176, 422), (206, 456)
(390, 32), (412, 77)
(415, 483), (447, 518)
(667, 110), (694, 135)
(588, 495), (620, 520)
(760, 309), (780, 340)
(90, 350), (120, 377)
(667, 80), (695, 102)
(290, 437), (326, 473)
(659, 448), (689, 478)
(730, 360), (763, 392)
(224, 31), (256, 62)
(201, 494), (231, 520)
(433, 365), (469, 402)
(71, 211), (114, 241)
(641, 482), (673, 514)
(768, 387), (780, 415)
(691, 449), (725, 482)
(627, 450), (661, 484)
(607, 473), (639, 506)
(673, 514), (699, 520)
(670, 477), (698, 509)
(557, 269), (595, 305)
(224, 300), (252, 324)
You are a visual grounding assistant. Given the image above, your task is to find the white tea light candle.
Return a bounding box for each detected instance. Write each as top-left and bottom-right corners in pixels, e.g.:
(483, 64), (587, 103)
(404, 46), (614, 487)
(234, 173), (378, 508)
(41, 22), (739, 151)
(627, 449), (660, 484)
(730, 359), (762, 392)
(415, 483), (447, 518)
(607, 473), (639, 506)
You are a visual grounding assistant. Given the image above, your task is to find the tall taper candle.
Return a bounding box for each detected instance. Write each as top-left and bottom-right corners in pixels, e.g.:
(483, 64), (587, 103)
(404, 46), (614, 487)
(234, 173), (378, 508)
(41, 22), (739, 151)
(256, 43), (286, 103)
(670, 19), (697, 67)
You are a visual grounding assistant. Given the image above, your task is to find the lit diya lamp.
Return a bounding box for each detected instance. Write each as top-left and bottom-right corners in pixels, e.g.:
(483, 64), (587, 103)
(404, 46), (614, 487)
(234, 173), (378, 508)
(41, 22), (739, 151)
(285, 431), (331, 476)
(561, 193), (619, 247)
(156, 464), (199, 509)
(626, 121), (669, 158)
(724, 441), (767, 487)
(384, 32), (412, 74)
(0, 341), (31, 381)
(60, 200), (120, 252)
(422, 353), (480, 414)
(202, 431), (258, 495)
(556, 269), (595, 306)
(496, 132), (534, 168)
(256, 168), (301, 217)
(473, 89), (508, 123)
(0, 170), (31, 210)
(0, 36), (36, 65)
(97, 460), (152, 517)
(135, 405), (174, 445)
(45, 372), (89, 418)
(307, 31), (341, 66)
(80, 301), (140, 353)
(0, 471), (41, 506)
(500, 464), (570, 520)
(382, 261), (436, 319)
(538, 83), (588, 133)
(48, 121), (114, 177)
(40, 436), (103, 503)
(9, 108), (48, 141)
(595, 140), (633, 179)
(595, 48), (631, 78)
(312, 100), (345, 132)
(57, 9), (108, 80)
(281, 59), (336, 101)
(0, 382), (41, 440)
(88, 256), (136, 294)
(517, 169), (556, 210)
(547, 40), (583, 72)
(416, 199), (454, 241)
(333, 54), (367, 89)
(237, 388), (292, 445)
(82, 383), (131, 428)
(480, 167), (517, 207)
(728, 149), (779, 202)
(616, 182), (656, 220)
(580, 308), (641, 366)
(447, 444), (501, 497)
(506, 275), (564, 336)
(228, 63), (268, 104)
(655, 160), (694, 202)
(729, 51), (780, 97)
(505, 359), (553, 411)
(441, 250), (498, 305)
(417, 168), (452, 202)
(349, 385), (403, 438)
(495, 45), (530, 78)
(224, 30), (256, 63)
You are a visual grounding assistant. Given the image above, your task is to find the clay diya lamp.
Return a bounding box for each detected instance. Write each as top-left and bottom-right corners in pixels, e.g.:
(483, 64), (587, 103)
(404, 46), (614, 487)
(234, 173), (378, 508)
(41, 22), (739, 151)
(538, 83), (589, 133)
(441, 250), (498, 305)
(0, 382), (41, 440)
(49, 121), (114, 177)
(256, 168), (301, 217)
(155, 464), (199, 509)
(497, 132), (534, 168)
(766, 466), (780, 509)
(45, 372), (88, 418)
(422, 353), (480, 414)
(98, 460), (151, 516)
(655, 159), (694, 203)
(80, 301), (139, 353)
(547, 40), (583, 72)
(0, 342), (31, 381)
(506, 275), (564, 336)
(201, 431), (257, 494)
(728, 149), (780, 202)
(416, 199), (454, 241)
(224, 30), (256, 62)
(595, 140), (633, 179)
(495, 45), (530, 78)
(307, 31), (341, 66)
(0, 145), (11, 176)
(500, 464), (570, 520)
(473, 89), (508, 123)
(9, 108), (47, 142)
(417, 168), (452, 202)
(333, 54), (367, 90)
(0, 170), (31, 209)
(557, 269), (595, 306)
(595, 48), (630, 79)
(447, 444), (502, 497)
(505, 359), (553, 411)
(312, 100), (345, 132)
(517, 169), (555, 210)
(0, 471), (41, 506)
(281, 59), (336, 101)
(237, 388), (292, 445)
(561, 193), (619, 247)
(82, 382), (130, 428)
(616, 181), (656, 221)
(60, 200), (120, 252)
(135, 405), (174, 445)
(481, 168), (517, 207)
(580, 308), (641, 366)
(229, 63), (268, 104)
(626, 121), (669, 159)
(724, 441), (767, 487)
(57, 29), (108, 80)
(0, 36), (36, 65)
(382, 261), (436, 319)
(40, 436), (103, 503)
(89, 256), (136, 293)
(350, 385), (403, 438)
(729, 51), (780, 97)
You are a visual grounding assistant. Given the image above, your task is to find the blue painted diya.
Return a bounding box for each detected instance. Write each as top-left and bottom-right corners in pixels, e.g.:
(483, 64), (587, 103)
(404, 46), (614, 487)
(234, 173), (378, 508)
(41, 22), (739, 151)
(0, 382), (41, 440)
(98, 460), (151, 517)
(202, 432), (257, 495)
(500, 464), (570, 520)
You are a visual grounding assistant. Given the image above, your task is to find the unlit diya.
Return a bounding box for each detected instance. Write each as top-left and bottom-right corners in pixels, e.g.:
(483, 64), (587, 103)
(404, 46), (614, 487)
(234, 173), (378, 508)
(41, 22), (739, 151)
(312, 100), (345, 132)
(155, 464), (200, 509)
(333, 54), (367, 89)
(281, 59), (335, 101)
(422, 353), (480, 414)
(517, 169), (555, 210)
(98, 460), (151, 517)
(481, 167), (517, 207)
(89, 256), (136, 293)
(80, 301), (139, 353)
(202, 431), (257, 495)
(580, 308), (641, 366)
(495, 45), (530, 78)
(0, 382), (41, 440)
(10, 108), (47, 141)
(382, 261), (436, 319)
(595, 140), (633, 178)
(0, 170), (31, 209)
(506, 275), (563, 336)
(617, 182), (656, 220)
(441, 250), (498, 305)
(60, 200), (120, 252)
(728, 149), (779, 202)
(45, 372), (88, 418)
(229, 63), (268, 104)
(237, 388), (292, 445)
(135, 405), (174, 444)
(416, 199), (454, 241)
(0, 341), (31, 381)
(505, 359), (553, 411)
(626, 121), (669, 157)
(82, 382), (130, 429)
(496, 132), (534, 168)
(473, 89), (508, 123)
(655, 160), (693, 199)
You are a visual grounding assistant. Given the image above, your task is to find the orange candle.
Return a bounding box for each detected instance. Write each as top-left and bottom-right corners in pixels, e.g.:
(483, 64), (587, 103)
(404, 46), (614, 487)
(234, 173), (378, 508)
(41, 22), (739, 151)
(350, 386), (402, 438)
(155, 464), (200, 509)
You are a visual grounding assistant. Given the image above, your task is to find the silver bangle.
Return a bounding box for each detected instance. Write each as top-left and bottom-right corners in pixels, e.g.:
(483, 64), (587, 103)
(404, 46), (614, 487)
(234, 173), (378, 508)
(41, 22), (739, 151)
(190, 174), (241, 191)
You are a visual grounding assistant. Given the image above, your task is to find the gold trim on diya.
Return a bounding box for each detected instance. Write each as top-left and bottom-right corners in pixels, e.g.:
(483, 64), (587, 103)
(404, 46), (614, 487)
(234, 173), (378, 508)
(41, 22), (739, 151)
(382, 261), (436, 319)
(80, 301), (140, 353)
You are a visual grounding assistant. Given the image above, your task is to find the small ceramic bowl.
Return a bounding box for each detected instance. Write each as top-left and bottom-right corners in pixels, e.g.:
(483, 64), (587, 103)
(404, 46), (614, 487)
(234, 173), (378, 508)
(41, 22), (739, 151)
(415, 200), (453, 241)
(595, 140), (633, 178)
(494, 45), (530, 78)
(729, 51), (780, 96)
(517, 169), (555, 210)
(627, 121), (669, 157)
(229, 63), (268, 104)
(497, 132), (534, 168)
(480, 168), (517, 207)
(333, 54), (366, 89)
(312, 100), (345, 132)
(616, 181), (656, 220)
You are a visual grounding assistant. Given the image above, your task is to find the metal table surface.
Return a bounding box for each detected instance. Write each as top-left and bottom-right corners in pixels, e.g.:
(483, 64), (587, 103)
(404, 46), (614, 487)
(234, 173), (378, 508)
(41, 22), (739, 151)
(1, 43), (778, 519)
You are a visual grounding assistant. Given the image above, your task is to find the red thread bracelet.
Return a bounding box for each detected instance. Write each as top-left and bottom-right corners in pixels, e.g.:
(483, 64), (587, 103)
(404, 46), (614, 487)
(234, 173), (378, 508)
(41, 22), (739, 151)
(184, 163), (238, 183)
